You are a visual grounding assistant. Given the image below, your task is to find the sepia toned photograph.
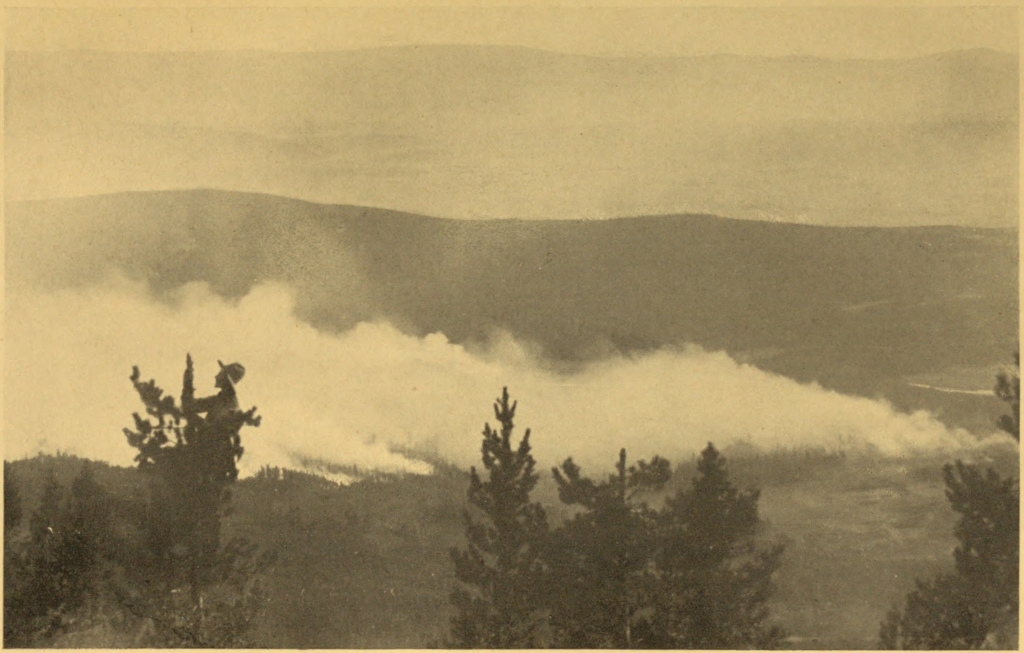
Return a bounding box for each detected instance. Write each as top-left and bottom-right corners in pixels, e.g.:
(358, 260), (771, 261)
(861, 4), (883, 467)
(3, 5), (1019, 649)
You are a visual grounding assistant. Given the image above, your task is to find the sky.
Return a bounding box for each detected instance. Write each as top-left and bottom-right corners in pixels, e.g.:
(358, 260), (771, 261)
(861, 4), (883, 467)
(6, 6), (1018, 58)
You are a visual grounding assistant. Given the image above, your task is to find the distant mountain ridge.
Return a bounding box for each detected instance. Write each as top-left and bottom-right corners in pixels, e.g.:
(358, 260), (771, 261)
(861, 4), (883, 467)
(7, 189), (1017, 431)
(6, 46), (1017, 226)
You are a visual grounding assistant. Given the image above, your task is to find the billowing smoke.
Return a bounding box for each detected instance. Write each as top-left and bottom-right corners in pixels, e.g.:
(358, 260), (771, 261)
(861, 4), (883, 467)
(5, 277), (992, 480)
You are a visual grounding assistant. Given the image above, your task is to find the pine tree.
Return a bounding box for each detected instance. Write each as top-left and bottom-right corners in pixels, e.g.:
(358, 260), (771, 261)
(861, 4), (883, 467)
(651, 443), (784, 648)
(449, 387), (549, 648)
(879, 464), (1019, 649)
(945, 462), (1018, 616)
(124, 354), (260, 597)
(545, 448), (671, 648)
(121, 355), (265, 646)
(879, 573), (983, 649)
(880, 353), (1020, 649)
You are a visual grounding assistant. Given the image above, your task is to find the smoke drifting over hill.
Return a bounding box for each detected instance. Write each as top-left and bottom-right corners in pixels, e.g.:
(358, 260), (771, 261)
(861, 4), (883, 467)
(6, 277), (994, 480)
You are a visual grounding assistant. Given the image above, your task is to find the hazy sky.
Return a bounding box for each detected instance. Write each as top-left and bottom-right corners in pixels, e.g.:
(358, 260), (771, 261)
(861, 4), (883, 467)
(7, 6), (1018, 58)
(5, 4), (1019, 225)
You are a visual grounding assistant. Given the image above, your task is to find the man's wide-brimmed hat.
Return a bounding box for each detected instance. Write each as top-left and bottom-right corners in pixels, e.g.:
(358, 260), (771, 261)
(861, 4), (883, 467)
(218, 361), (246, 385)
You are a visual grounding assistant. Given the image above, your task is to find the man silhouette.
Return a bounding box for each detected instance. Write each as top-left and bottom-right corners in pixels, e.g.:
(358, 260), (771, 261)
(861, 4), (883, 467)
(192, 360), (245, 424)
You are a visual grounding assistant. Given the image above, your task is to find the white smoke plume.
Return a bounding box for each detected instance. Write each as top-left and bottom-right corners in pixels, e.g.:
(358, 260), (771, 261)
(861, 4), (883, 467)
(5, 277), (989, 480)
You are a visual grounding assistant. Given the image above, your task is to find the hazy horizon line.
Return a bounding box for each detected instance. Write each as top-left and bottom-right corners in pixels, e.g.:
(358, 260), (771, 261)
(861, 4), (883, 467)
(8, 187), (1019, 231)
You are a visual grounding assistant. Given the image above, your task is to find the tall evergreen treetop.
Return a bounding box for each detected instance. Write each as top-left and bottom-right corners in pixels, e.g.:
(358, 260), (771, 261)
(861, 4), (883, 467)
(125, 355), (260, 485)
(652, 443), (784, 649)
(554, 449), (671, 511)
(662, 443), (762, 571)
(546, 449), (670, 648)
(123, 354), (260, 598)
(449, 387), (548, 648)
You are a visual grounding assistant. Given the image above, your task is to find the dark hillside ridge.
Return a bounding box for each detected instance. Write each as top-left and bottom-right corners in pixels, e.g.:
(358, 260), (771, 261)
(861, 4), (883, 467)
(7, 190), (1018, 430)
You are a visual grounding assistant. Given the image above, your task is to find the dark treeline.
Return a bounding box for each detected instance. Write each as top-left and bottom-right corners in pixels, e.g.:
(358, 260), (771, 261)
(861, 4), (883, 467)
(3, 354), (1019, 648)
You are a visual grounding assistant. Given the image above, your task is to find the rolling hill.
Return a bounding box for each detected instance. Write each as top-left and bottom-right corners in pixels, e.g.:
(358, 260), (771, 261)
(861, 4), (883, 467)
(6, 190), (1017, 432)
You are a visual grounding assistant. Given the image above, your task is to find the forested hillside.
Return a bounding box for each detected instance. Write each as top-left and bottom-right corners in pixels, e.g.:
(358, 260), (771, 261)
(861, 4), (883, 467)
(7, 191), (1017, 432)
(5, 433), (1016, 647)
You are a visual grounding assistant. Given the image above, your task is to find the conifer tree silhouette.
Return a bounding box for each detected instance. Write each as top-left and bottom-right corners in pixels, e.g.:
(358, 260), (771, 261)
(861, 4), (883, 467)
(449, 388), (548, 648)
(652, 443), (785, 649)
(545, 448), (670, 648)
(123, 355), (264, 645)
